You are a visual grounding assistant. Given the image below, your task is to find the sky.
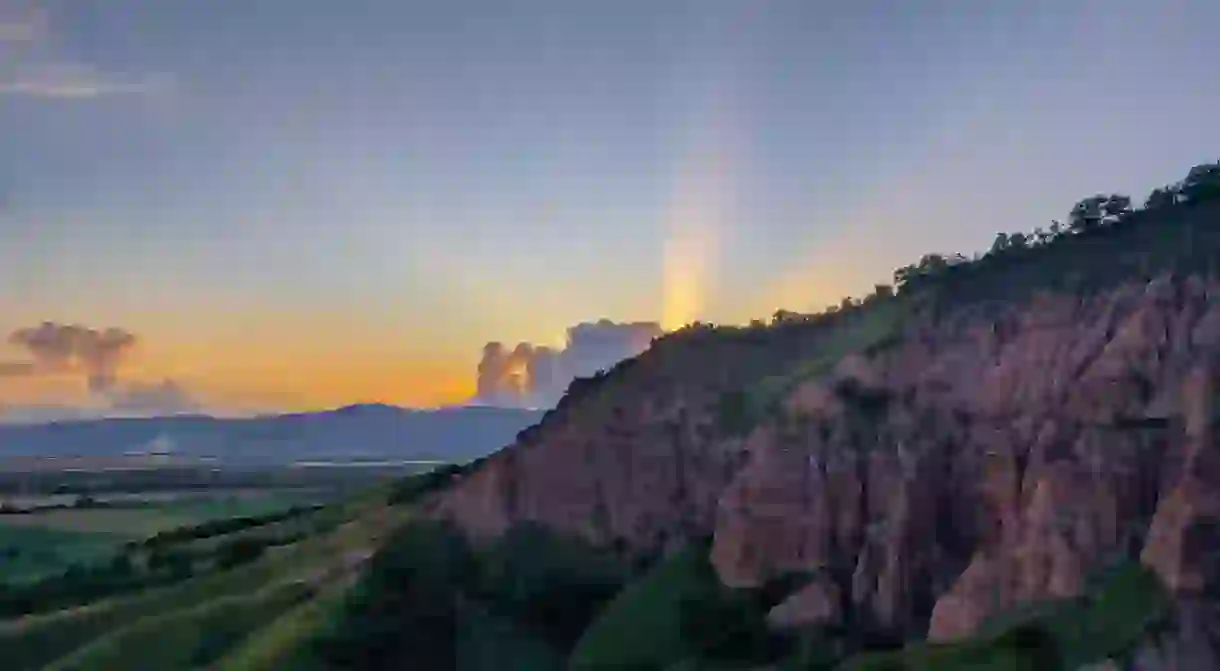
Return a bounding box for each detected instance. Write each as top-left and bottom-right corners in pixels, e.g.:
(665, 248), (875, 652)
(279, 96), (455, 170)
(2, 0), (1219, 416)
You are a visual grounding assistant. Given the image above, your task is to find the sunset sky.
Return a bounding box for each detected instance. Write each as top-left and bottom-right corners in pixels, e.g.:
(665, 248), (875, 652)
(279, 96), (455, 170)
(3, 0), (1220, 416)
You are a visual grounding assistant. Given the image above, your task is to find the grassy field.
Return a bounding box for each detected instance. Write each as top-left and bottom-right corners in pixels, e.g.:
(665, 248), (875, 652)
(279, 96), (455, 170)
(0, 488), (338, 585)
(43, 580), (317, 671)
(0, 493), (403, 671)
(0, 493), (323, 534)
(0, 508), (210, 536)
(214, 579), (350, 671)
(0, 527), (127, 583)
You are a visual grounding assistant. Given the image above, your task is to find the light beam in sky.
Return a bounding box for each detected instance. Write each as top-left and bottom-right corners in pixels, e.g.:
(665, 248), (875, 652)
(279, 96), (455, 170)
(659, 3), (762, 332)
(659, 89), (744, 330)
(661, 149), (727, 331)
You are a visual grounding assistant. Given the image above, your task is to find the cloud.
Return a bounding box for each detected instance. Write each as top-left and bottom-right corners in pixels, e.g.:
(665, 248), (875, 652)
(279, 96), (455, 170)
(0, 4), (171, 101)
(0, 64), (172, 99)
(7, 322), (137, 391)
(474, 319), (663, 408)
(1, 322), (200, 419)
(106, 379), (199, 416)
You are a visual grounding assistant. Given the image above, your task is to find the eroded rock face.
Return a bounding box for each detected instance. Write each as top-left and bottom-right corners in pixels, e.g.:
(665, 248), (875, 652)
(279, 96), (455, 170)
(1142, 363), (1220, 597)
(926, 551), (1007, 642)
(429, 350), (759, 552)
(767, 577), (842, 630)
(1128, 599), (1220, 671)
(712, 276), (1220, 641)
(432, 273), (1220, 644)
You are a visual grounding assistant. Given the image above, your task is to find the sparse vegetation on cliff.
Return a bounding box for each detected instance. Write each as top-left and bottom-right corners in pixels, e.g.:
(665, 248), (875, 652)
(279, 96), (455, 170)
(839, 562), (1173, 671)
(702, 160), (1220, 438)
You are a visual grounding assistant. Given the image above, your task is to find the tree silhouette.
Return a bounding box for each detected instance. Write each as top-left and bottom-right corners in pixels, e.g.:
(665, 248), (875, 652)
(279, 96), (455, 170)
(1182, 162), (1220, 202)
(876, 158), (1220, 314)
(893, 264), (916, 291)
(916, 253), (948, 276)
(1069, 195), (1107, 232)
(1102, 194), (1132, 222)
(1144, 187), (1177, 210)
(990, 232), (1010, 255)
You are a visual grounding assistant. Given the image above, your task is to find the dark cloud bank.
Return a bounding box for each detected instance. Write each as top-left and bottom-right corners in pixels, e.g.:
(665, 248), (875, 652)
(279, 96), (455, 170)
(7, 322), (136, 392)
(0, 322), (198, 419)
(473, 319), (663, 408)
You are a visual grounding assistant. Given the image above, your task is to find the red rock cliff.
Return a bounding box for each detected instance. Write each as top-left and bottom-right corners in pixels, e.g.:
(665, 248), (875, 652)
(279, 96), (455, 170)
(431, 274), (1220, 644)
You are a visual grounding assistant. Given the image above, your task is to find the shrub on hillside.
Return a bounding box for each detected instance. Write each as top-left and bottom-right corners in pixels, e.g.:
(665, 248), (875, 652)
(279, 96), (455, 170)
(0, 552), (176, 618)
(474, 522), (628, 646)
(570, 541), (778, 671)
(312, 519), (475, 670)
(141, 505), (322, 551)
(215, 538), (267, 570)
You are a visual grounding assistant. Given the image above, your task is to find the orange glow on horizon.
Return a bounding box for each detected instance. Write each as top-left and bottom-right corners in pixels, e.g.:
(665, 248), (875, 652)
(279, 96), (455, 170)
(0, 328), (478, 414)
(186, 359), (475, 412)
(120, 311), (480, 411)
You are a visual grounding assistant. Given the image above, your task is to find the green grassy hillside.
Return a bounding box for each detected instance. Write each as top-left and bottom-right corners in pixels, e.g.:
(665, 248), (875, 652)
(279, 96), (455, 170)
(43, 580), (316, 671)
(570, 541), (783, 671)
(213, 580), (349, 671)
(0, 487), (403, 671)
(0, 527), (127, 584)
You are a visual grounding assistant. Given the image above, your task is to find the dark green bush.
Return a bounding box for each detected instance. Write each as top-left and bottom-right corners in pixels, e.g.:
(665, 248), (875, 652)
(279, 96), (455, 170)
(313, 519), (475, 670)
(570, 541), (780, 670)
(386, 464), (464, 505)
(475, 522), (628, 646)
(141, 504), (322, 551)
(215, 537), (267, 570)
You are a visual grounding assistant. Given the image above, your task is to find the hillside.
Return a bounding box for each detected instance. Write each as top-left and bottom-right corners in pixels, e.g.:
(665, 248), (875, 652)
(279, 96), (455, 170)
(0, 482), (405, 670)
(426, 161), (1220, 667)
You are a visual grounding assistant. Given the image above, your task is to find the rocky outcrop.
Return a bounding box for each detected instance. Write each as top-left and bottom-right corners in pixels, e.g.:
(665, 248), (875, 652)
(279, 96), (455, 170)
(428, 346), (762, 550)
(1140, 363), (1220, 599)
(710, 275), (1220, 639)
(1129, 600), (1220, 670)
(766, 577), (842, 631)
(432, 273), (1220, 645)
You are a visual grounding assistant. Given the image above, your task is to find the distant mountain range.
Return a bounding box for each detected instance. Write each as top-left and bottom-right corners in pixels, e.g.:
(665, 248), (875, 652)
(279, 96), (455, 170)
(0, 404), (544, 467)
